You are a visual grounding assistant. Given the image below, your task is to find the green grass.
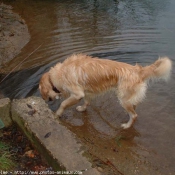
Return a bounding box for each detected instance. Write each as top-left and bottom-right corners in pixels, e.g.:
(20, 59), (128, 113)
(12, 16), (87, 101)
(0, 141), (16, 170)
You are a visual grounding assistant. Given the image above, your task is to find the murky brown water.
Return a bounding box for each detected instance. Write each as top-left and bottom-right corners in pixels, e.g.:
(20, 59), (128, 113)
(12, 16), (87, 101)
(1, 0), (175, 174)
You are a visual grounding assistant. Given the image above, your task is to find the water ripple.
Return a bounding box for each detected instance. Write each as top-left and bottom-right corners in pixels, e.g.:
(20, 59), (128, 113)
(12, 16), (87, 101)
(1, 0), (175, 98)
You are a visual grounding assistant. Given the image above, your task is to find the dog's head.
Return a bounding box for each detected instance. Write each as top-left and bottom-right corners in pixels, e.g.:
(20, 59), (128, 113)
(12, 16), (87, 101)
(39, 72), (60, 101)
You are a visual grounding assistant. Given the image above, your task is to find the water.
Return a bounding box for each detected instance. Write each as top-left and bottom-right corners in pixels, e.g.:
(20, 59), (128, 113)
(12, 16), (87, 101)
(1, 0), (175, 98)
(0, 0), (175, 174)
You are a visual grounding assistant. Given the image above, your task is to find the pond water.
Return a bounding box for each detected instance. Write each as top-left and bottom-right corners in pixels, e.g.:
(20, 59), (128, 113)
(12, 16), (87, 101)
(1, 0), (175, 174)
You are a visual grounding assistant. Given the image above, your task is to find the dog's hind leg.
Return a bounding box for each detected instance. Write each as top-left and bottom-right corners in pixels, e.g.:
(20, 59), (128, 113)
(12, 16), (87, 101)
(56, 91), (85, 116)
(76, 98), (89, 112)
(121, 103), (137, 129)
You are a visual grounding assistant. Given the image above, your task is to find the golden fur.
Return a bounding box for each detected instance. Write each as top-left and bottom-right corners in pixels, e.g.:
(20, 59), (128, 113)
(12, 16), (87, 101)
(39, 54), (172, 129)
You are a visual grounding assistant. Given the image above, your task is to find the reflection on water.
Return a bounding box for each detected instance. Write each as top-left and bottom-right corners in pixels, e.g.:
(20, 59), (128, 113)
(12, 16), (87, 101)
(0, 0), (175, 174)
(2, 0), (175, 70)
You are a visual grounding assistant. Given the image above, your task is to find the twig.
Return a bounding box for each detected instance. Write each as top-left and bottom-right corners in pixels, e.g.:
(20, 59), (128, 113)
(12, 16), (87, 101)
(0, 44), (42, 84)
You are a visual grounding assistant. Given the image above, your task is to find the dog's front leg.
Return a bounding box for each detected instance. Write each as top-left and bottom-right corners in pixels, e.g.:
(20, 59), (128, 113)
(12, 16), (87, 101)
(56, 94), (84, 117)
(76, 98), (89, 112)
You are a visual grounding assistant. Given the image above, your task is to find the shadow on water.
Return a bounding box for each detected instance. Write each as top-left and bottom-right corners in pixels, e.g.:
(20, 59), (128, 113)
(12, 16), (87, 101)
(1, 0), (175, 174)
(0, 66), (42, 99)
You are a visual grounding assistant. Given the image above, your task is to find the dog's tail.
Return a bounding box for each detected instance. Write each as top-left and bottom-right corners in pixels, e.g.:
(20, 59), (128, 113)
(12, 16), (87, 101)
(142, 57), (172, 81)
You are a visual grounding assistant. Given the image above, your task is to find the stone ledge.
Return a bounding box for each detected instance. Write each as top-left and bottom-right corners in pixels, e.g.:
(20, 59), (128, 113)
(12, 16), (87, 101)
(11, 96), (100, 175)
(0, 98), (12, 128)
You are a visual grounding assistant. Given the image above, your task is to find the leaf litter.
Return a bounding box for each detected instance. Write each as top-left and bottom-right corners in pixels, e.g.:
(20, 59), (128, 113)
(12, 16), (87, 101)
(0, 124), (53, 174)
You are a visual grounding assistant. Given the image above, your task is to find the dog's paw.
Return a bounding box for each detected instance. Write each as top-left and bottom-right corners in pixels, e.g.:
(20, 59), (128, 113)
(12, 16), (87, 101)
(55, 108), (63, 117)
(76, 106), (86, 112)
(121, 123), (130, 129)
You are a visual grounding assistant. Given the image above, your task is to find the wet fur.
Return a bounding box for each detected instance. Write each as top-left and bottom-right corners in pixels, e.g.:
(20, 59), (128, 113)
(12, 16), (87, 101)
(39, 54), (172, 129)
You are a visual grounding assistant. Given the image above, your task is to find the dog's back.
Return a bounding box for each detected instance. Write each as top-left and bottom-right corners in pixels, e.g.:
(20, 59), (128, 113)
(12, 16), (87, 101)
(51, 54), (141, 94)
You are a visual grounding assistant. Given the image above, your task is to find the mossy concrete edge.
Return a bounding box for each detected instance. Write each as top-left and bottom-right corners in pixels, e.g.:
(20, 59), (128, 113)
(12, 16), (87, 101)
(0, 98), (12, 128)
(11, 106), (62, 171)
(11, 96), (100, 175)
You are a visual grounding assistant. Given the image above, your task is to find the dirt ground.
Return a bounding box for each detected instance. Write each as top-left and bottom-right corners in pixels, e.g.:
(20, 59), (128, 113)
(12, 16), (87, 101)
(0, 3), (30, 68)
(0, 125), (51, 172)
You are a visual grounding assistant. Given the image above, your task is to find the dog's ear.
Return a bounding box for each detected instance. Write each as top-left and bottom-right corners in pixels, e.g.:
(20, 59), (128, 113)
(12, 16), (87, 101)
(40, 86), (49, 100)
(43, 72), (50, 81)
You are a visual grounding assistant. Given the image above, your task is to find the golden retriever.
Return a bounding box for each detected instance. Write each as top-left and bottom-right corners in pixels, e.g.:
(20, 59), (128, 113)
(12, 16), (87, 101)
(39, 54), (172, 129)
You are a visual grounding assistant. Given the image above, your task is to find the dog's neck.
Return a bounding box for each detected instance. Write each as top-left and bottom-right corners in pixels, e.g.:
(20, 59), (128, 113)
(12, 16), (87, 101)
(52, 86), (60, 93)
(49, 76), (61, 93)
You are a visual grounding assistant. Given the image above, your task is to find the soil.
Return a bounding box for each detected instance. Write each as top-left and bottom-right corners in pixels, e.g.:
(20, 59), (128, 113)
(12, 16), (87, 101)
(0, 124), (52, 174)
(0, 3), (30, 69)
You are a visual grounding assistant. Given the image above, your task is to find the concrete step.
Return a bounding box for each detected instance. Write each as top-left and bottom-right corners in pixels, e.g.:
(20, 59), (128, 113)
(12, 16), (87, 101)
(11, 96), (101, 175)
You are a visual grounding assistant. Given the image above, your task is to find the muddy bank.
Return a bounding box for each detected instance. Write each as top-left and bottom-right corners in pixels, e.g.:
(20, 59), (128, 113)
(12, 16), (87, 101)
(0, 3), (30, 68)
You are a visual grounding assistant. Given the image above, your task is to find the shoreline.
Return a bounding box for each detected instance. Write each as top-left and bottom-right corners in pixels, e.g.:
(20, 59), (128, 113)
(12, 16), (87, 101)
(0, 3), (30, 67)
